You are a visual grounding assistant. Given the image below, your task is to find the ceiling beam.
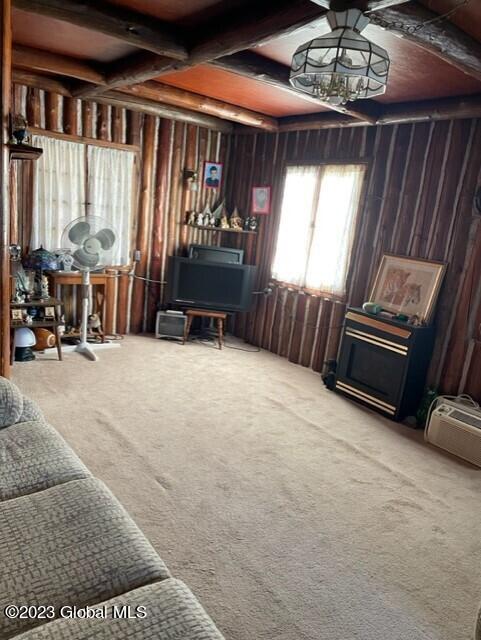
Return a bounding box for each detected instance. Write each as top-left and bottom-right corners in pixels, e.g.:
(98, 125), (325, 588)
(12, 67), (72, 95)
(369, 2), (481, 82)
(119, 81), (278, 131)
(309, 0), (411, 11)
(13, 44), (105, 84)
(11, 46), (278, 130)
(277, 94), (481, 131)
(211, 51), (381, 124)
(72, 0), (327, 98)
(13, 0), (188, 60)
(96, 91), (234, 133)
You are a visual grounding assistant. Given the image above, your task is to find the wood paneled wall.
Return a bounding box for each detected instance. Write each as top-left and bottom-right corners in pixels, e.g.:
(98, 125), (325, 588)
(12, 84), (230, 334)
(225, 120), (481, 397)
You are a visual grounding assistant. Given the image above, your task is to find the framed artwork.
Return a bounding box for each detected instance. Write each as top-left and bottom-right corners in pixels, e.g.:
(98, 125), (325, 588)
(11, 309), (24, 325)
(252, 186), (271, 214)
(370, 254), (446, 324)
(44, 307), (55, 320)
(203, 161), (222, 190)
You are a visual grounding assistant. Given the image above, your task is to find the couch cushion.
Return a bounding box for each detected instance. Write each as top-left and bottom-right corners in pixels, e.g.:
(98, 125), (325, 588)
(12, 578), (225, 640)
(0, 420), (91, 501)
(0, 377), (24, 427)
(0, 478), (170, 639)
(18, 396), (44, 423)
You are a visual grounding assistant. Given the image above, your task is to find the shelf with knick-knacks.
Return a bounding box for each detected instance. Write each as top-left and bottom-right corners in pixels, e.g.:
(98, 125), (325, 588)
(185, 201), (259, 234)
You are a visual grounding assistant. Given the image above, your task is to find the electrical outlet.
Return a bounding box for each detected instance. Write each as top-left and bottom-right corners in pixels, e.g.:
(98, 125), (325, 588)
(134, 250), (141, 262)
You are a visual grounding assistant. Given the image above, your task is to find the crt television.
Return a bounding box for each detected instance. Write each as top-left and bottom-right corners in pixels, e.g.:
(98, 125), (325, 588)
(168, 257), (256, 312)
(188, 244), (244, 264)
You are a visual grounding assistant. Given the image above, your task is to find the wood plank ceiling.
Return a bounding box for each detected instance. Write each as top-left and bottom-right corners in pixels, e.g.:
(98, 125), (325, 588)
(10, 0), (481, 131)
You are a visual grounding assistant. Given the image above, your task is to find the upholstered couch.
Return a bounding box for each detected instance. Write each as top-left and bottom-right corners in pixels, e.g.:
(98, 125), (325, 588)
(0, 377), (225, 640)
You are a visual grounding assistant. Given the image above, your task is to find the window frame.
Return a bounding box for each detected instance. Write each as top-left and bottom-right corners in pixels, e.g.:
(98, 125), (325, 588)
(271, 159), (369, 300)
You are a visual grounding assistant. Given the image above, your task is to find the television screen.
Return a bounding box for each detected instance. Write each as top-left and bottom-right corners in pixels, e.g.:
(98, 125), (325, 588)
(169, 257), (256, 312)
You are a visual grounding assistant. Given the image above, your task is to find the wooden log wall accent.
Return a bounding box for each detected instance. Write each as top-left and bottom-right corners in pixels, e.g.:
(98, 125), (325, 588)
(12, 83), (230, 335)
(226, 120), (481, 398)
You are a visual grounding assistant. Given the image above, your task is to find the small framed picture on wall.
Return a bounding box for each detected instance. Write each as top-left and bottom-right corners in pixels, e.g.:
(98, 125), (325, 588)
(203, 161), (223, 189)
(252, 186), (271, 214)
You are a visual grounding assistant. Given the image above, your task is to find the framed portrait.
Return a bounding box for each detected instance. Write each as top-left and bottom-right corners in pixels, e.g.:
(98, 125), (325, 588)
(44, 307), (55, 320)
(252, 186), (271, 214)
(370, 254), (446, 324)
(203, 161), (222, 190)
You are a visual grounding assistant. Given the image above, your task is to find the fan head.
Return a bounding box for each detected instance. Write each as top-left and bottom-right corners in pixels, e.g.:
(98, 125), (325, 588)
(61, 216), (117, 271)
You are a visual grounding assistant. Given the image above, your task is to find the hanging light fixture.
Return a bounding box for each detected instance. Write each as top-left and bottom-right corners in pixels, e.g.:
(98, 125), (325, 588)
(289, 9), (390, 106)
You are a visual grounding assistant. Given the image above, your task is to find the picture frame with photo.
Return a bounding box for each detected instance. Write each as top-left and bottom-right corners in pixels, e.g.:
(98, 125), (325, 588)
(370, 254), (446, 324)
(252, 186), (271, 214)
(11, 309), (24, 325)
(203, 161), (223, 190)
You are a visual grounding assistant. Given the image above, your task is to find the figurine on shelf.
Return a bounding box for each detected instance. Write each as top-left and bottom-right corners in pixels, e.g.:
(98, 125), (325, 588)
(249, 216), (258, 232)
(220, 214), (230, 229)
(209, 212), (216, 227)
(187, 211), (196, 226)
(196, 212), (205, 227)
(10, 114), (29, 145)
(229, 207), (243, 231)
(243, 217), (251, 231)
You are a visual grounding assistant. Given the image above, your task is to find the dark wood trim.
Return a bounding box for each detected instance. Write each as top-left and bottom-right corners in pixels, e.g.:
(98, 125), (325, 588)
(13, 0), (188, 60)
(370, 2), (481, 82)
(1, 0), (11, 377)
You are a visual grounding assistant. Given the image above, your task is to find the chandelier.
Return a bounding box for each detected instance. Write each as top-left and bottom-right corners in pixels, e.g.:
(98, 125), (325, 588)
(289, 9), (390, 106)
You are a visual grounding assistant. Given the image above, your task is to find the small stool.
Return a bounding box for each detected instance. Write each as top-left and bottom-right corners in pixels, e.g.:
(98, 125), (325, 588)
(183, 309), (227, 349)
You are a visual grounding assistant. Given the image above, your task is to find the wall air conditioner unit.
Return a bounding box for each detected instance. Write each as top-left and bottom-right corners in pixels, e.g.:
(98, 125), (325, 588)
(426, 400), (481, 467)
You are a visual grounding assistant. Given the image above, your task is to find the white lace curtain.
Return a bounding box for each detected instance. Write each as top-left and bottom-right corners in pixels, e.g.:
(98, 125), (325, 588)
(31, 135), (136, 265)
(87, 145), (136, 265)
(272, 163), (366, 296)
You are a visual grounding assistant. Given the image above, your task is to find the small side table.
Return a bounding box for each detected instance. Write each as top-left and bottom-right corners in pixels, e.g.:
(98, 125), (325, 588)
(10, 298), (64, 364)
(183, 309), (227, 349)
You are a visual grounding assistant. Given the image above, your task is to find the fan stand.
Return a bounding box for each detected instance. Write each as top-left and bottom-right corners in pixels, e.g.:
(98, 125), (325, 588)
(75, 270), (97, 361)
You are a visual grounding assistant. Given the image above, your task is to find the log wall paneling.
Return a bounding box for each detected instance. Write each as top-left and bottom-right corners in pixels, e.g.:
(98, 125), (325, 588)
(0, 0), (11, 377)
(226, 119), (481, 398)
(11, 83), (231, 337)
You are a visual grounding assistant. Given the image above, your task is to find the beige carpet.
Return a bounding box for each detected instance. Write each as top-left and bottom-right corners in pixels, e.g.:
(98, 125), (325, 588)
(12, 335), (481, 640)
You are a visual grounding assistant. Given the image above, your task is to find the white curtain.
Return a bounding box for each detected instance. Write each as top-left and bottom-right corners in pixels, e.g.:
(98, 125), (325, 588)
(272, 163), (365, 296)
(272, 166), (318, 286)
(306, 164), (365, 295)
(87, 145), (136, 265)
(31, 135), (85, 250)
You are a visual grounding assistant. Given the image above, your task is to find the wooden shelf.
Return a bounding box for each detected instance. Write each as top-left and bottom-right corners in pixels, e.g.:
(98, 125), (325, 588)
(8, 143), (43, 161)
(184, 223), (257, 235)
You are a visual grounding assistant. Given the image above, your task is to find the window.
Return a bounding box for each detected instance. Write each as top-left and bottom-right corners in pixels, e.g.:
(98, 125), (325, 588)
(272, 164), (366, 296)
(31, 135), (137, 265)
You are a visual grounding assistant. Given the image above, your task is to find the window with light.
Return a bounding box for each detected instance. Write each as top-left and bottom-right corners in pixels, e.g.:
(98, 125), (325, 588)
(272, 163), (366, 297)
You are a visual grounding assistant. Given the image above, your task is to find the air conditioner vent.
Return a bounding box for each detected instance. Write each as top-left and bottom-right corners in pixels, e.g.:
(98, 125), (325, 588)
(450, 409), (481, 431)
(426, 402), (481, 468)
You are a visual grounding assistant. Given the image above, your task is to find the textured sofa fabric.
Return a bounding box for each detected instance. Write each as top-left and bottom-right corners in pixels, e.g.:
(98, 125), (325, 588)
(0, 376), (44, 427)
(13, 579), (225, 640)
(0, 478), (170, 638)
(0, 377), (25, 427)
(0, 420), (91, 501)
(476, 606), (481, 640)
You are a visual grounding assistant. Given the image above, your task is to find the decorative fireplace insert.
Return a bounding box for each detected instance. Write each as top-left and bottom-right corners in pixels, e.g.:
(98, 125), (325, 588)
(335, 308), (435, 421)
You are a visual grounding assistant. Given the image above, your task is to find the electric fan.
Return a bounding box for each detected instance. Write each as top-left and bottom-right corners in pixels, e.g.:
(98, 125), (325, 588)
(61, 216), (117, 361)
